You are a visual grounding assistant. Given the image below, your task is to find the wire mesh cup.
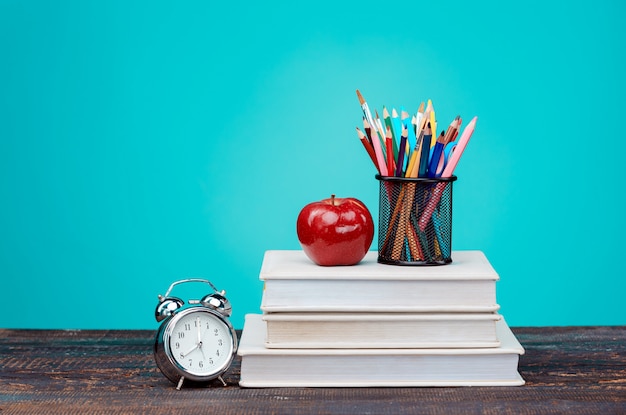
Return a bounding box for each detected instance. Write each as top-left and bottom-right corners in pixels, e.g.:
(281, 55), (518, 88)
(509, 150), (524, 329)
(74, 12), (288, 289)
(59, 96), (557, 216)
(376, 174), (457, 265)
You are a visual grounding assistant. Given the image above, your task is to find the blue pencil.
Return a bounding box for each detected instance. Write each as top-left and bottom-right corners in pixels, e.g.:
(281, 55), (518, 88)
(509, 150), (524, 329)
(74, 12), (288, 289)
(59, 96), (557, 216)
(417, 122), (432, 177)
(427, 131), (446, 178)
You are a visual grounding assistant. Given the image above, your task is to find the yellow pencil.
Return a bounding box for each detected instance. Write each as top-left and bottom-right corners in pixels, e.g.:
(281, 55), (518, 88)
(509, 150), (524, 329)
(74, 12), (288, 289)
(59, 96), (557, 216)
(407, 107), (431, 178)
(405, 149), (419, 178)
(405, 103), (425, 177)
(428, 99), (437, 148)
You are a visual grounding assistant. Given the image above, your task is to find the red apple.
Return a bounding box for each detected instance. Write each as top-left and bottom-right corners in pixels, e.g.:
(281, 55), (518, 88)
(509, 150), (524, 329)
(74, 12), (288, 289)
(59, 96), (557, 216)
(296, 194), (374, 266)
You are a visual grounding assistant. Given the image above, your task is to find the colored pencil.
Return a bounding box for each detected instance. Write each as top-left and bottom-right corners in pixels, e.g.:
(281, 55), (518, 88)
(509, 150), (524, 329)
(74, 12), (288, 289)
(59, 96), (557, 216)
(385, 125), (395, 175)
(441, 116), (476, 178)
(401, 109), (416, 159)
(428, 116), (459, 177)
(418, 121), (432, 177)
(374, 111), (390, 169)
(414, 102), (425, 135)
(391, 108), (403, 161)
(448, 116), (461, 143)
(397, 111), (411, 173)
(362, 117), (373, 145)
(356, 127), (380, 173)
(407, 107), (431, 178)
(441, 116), (461, 169)
(396, 123), (408, 177)
(428, 99), (437, 148)
(383, 107), (398, 161)
(427, 131), (446, 178)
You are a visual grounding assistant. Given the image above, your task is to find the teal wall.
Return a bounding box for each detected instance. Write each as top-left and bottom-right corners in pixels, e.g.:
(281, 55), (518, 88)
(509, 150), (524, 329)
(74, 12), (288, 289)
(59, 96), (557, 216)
(1, 1), (624, 329)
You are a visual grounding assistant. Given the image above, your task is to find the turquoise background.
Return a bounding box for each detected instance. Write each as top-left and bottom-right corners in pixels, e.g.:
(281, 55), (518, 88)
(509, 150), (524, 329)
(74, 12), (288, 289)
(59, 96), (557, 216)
(1, 1), (624, 330)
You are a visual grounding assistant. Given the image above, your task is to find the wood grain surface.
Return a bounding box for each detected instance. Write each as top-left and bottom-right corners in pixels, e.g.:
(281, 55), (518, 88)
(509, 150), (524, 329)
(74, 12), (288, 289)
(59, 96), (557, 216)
(1, 326), (624, 414)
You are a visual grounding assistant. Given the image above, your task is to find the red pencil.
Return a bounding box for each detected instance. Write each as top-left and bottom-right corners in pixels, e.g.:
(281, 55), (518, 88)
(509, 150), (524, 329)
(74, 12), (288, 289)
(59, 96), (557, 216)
(362, 117), (374, 146)
(356, 127), (380, 173)
(385, 126), (395, 176)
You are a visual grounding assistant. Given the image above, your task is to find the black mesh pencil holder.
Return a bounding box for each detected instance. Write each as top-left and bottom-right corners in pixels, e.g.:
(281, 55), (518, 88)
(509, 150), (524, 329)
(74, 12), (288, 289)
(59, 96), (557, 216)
(376, 174), (457, 266)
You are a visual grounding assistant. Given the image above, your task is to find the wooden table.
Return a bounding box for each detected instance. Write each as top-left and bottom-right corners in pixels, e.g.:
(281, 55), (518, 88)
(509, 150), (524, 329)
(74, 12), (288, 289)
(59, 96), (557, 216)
(1, 326), (624, 414)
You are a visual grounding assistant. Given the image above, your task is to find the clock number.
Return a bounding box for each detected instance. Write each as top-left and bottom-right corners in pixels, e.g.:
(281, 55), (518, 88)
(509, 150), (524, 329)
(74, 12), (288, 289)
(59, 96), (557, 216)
(216, 349), (220, 357)
(175, 342), (180, 349)
(184, 323), (191, 331)
(178, 332), (185, 339)
(209, 358), (213, 365)
(188, 359), (192, 367)
(199, 360), (204, 369)
(218, 339), (223, 346)
(214, 328), (219, 336)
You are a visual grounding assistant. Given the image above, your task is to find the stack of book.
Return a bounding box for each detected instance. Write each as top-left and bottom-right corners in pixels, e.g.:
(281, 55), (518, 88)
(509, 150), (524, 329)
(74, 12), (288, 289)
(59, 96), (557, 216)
(237, 250), (525, 387)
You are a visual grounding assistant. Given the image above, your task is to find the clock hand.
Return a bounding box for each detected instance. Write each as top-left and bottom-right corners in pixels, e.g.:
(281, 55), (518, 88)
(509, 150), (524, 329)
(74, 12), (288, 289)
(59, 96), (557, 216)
(180, 343), (199, 358)
(196, 317), (208, 361)
(196, 317), (203, 344)
(198, 344), (207, 361)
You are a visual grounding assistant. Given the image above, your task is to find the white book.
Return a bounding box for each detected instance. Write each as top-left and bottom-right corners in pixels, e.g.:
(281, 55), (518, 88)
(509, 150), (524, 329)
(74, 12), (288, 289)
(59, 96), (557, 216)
(263, 312), (502, 349)
(260, 250), (500, 313)
(238, 314), (525, 388)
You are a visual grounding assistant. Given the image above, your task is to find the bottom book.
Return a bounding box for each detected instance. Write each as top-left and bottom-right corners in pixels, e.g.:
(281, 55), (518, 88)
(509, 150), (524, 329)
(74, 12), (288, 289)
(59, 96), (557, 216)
(238, 314), (525, 388)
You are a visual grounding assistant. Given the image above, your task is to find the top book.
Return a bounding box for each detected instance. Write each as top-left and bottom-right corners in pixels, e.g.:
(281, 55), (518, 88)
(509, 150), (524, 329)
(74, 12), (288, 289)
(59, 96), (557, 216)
(260, 250), (500, 313)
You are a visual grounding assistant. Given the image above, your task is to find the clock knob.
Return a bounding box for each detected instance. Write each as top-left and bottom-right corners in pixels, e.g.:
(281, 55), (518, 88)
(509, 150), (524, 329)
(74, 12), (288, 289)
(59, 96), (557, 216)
(200, 292), (232, 317)
(155, 296), (184, 322)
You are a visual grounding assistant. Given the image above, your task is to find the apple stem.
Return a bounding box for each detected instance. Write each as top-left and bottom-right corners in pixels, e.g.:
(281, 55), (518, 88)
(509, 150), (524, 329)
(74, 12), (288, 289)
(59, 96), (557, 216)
(331, 194), (336, 206)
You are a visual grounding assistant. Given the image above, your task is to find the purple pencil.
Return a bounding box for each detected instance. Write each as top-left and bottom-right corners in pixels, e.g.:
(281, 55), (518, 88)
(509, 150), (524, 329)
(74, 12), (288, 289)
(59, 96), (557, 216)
(395, 123), (408, 177)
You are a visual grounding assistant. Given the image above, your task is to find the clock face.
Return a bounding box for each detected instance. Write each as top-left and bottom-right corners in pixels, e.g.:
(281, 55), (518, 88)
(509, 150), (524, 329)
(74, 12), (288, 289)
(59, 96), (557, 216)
(166, 309), (235, 378)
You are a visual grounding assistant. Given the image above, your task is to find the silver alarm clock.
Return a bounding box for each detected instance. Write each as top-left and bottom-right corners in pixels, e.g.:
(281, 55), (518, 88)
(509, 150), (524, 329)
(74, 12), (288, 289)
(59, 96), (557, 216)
(153, 278), (237, 390)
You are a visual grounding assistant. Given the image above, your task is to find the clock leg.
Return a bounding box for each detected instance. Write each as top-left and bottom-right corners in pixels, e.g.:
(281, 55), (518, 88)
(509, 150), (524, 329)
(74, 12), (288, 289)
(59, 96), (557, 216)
(218, 376), (227, 387)
(176, 376), (185, 390)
